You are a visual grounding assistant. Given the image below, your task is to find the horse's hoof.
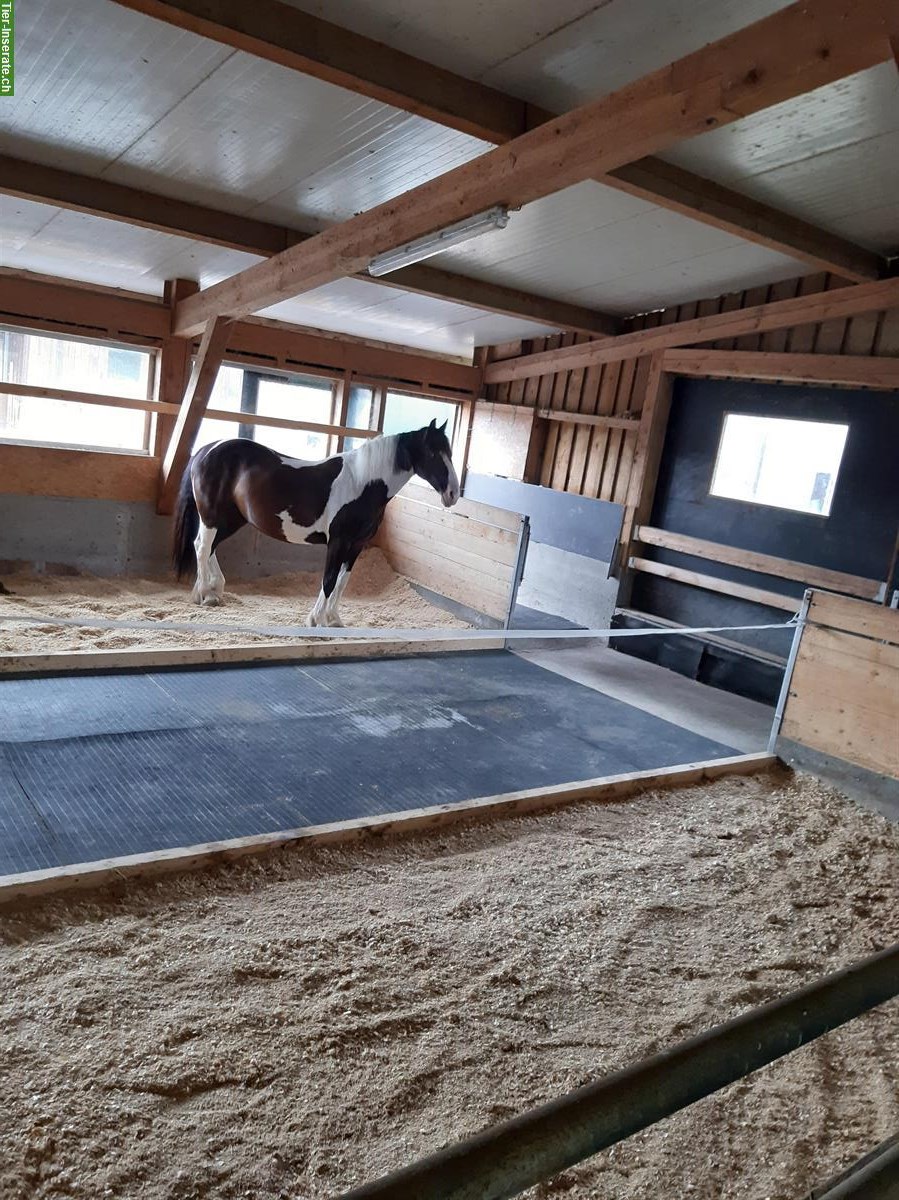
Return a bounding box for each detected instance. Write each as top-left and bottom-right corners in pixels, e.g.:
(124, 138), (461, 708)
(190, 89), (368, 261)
(201, 595), (223, 607)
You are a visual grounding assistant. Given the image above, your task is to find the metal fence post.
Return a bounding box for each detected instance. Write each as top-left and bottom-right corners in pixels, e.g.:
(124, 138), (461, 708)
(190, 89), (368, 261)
(767, 588), (811, 754)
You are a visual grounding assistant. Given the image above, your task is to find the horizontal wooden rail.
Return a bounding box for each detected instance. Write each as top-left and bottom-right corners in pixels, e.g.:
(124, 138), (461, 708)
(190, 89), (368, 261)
(807, 590), (899, 644)
(635, 526), (883, 601)
(662, 349), (899, 390)
(629, 556), (801, 612)
(2, 380), (171, 415)
(537, 408), (639, 429)
(0, 381), (378, 441)
(0, 754), (775, 902)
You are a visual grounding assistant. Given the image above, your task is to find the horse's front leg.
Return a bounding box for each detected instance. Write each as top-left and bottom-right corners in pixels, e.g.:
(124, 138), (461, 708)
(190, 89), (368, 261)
(309, 540), (345, 628)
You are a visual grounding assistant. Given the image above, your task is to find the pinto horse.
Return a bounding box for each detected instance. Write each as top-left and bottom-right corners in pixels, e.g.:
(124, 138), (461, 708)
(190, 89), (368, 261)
(172, 420), (460, 627)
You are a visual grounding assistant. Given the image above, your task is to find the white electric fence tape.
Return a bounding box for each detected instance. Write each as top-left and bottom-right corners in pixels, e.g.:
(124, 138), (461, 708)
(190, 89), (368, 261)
(0, 611), (797, 643)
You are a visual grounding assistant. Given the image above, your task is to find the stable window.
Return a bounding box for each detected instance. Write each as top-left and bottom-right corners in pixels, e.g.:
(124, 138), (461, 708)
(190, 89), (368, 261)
(0, 327), (154, 452)
(343, 384), (376, 451)
(193, 367), (336, 460)
(382, 391), (458, 443)
(710, 413), (849, 517)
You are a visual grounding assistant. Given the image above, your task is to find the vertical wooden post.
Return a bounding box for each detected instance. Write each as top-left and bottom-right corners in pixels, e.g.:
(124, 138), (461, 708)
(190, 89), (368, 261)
(334, 368), (352, 452)
(616, 352), (673, 605)
(454, 398), (474, 486)
(157, 315), (232, 514)
(373, 383), (387, 432)
(155, 279), (199, 458)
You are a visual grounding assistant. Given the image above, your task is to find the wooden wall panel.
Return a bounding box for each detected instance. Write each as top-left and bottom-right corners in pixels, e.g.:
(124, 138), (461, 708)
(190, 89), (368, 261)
(0, 445), (159, 502)
(484, 272), (899, 504)
(376, 490), (523, 622)
(466, 402), (534, 481)
(781, 590), (899, 779)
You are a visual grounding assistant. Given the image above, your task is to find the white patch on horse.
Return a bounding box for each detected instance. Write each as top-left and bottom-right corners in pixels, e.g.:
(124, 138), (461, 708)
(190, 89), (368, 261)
(441, 452), (460, 507)
(277, 511), (317, 544)
(278, 441), (411, 547)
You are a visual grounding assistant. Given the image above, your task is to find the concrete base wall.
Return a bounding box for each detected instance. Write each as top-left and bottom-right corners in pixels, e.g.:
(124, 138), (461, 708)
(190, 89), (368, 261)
(0, 495), (325, 580)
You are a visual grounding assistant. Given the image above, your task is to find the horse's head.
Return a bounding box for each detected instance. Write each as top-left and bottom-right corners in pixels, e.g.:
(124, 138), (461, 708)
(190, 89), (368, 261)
(403, 419), (460, 507)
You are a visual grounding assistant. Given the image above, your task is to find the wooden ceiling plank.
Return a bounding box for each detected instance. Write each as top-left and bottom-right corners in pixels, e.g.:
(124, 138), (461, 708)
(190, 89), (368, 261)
(170, 0), (893, 339)
(109, 0), (527, 143)
(0, 156), (616, 336)
(603, 159), (883, 284)
(106, 0), (888, 287)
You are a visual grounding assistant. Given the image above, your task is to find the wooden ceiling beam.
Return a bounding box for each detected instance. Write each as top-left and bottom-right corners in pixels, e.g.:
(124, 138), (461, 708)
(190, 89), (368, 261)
(661, 347), (899, 390)
(109, 0), (888, 284)
(484, 277), (899, 383)
(171, 0), (893, 339)
(600, 159), (883, 284)
(0, 155), (617, 336)
(0, 269), (482, 393)
(109, 0), (525, 143)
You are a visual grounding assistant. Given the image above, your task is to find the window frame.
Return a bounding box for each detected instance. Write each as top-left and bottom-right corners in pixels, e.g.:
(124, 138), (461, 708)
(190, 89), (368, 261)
(708, 409), (850, 520)
(0, 325), (158, 456)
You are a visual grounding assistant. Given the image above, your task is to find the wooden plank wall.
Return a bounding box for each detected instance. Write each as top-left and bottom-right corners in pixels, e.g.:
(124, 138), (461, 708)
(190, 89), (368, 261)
(484, 273), (899, 503)
(376, 482), (523, 623)
(466, 402), (534, 480)
(0, 444), (160, 503)
(782, 590), (899, 779)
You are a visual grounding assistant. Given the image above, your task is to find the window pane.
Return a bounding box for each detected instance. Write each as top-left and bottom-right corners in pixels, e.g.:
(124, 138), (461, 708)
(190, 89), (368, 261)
(344, 384), (375, 451)
(0, 392), (148, 451)
(255, 376), (334, 460)
(194, 364), (247, 450)
(382, 392), (458, 442)
(0, 327), (152, 451)
(710, 414), (849, 517)
(0, 327), (151, 398)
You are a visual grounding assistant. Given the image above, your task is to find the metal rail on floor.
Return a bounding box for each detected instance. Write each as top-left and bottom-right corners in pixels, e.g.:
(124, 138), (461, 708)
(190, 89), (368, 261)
(810, 1135), (899, 1200)
(337, 943), (899, 1200)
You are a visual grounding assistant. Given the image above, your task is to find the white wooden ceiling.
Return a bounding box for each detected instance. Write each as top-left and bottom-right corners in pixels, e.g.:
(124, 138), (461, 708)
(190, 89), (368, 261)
(1, 0), (895, 357)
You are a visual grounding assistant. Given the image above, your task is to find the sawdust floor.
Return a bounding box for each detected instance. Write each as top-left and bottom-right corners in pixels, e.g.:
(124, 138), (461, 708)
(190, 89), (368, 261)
(1, 769), (897, 1200)
(0, 548), (468, 654)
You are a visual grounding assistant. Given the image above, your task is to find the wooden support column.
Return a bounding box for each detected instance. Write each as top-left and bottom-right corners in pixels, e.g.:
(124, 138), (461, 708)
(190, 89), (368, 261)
(373, 384), (387, 433)
(616, 353), (673, 602)
(155, 279), (199, 458)
(158, 316), (232, 514)
(333, 368), (352, 452)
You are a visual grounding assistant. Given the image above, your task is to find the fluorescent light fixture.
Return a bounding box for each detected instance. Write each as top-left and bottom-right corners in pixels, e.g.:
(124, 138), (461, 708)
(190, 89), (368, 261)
(368, 206), (510, 277)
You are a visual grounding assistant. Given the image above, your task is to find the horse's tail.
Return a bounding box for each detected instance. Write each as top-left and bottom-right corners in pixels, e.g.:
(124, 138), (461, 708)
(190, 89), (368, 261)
(172, 463), (199, 580)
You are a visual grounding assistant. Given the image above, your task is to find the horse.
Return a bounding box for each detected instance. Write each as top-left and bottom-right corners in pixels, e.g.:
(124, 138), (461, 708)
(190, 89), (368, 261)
(172, 419), (460, 627)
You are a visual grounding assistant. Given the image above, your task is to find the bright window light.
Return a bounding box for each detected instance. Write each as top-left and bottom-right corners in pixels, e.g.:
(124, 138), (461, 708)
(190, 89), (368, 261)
(0, 327), (153, 452)
(710, 413), (849, 517)
(382, 392), (458, 443)
(255, 377), (334, 460)
(193, 364), (246, 450)
(194, 367), (336, 460)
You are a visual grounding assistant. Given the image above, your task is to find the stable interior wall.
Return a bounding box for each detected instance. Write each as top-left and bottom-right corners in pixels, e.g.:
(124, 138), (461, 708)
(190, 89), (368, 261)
(617, 377), (899, 702)
(462, 472), (622, 628)
(0, 445), (324, 579)
(778, 591), (899, 812)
